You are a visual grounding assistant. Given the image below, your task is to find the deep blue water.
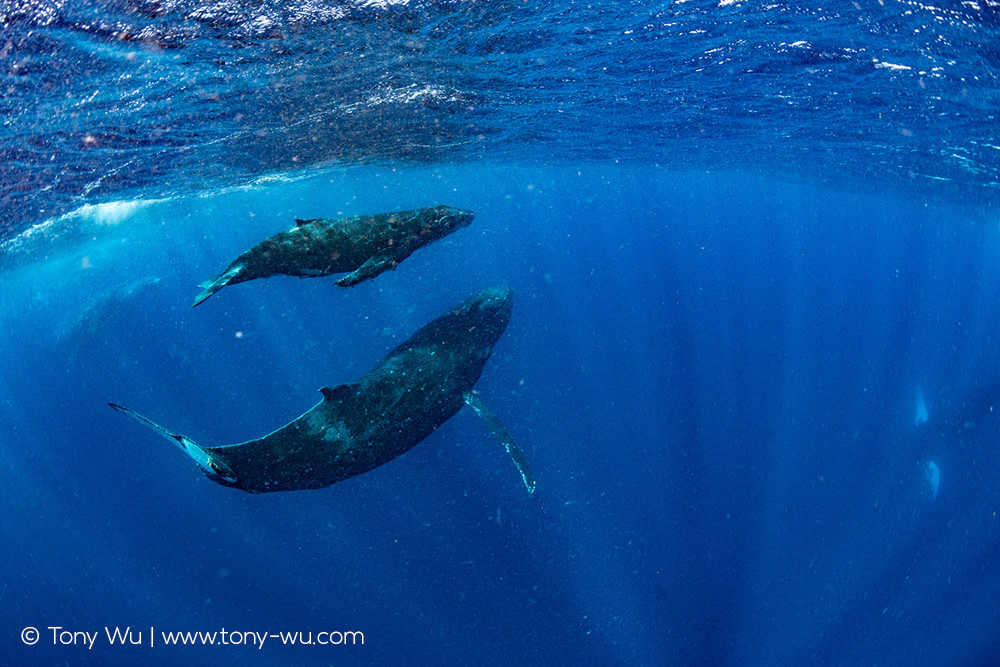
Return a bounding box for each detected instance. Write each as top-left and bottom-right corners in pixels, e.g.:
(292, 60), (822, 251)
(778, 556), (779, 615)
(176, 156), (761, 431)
(2, 2), (1000, 666)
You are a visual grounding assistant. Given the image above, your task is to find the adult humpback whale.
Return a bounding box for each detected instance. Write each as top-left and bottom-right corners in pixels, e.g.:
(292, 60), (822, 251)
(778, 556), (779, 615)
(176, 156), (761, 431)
(192, 205), (474, 306)
(110, 287), (535, 494)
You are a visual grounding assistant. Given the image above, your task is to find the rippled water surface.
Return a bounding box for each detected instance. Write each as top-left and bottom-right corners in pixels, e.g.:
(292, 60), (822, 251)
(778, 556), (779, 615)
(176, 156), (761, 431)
(2, 0), (998, 236)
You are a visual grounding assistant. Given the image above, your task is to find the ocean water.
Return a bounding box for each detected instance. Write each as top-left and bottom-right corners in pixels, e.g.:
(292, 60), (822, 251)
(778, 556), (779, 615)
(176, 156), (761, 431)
(2, 2), (1000, 666)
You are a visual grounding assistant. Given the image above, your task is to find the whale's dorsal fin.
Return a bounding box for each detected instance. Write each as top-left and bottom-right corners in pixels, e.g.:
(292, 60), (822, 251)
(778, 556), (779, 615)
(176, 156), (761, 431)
(320, 384), (356, 404)
(464, 392), (536, 494)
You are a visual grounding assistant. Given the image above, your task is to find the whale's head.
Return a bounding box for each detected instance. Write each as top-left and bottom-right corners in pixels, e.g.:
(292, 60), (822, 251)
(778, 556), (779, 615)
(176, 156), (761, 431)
(432, 205), (475, 235)
(454, 286), (513, 350)
(470, 285), (513, 326)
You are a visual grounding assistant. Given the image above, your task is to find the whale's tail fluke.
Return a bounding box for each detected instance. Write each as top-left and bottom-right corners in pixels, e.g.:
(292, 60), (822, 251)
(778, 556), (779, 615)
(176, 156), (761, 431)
(192, 265), (243, 307)
(108, 403), (238, 485)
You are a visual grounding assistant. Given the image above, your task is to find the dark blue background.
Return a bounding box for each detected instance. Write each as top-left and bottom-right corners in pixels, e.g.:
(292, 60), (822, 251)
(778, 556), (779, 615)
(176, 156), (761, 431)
(2, 165), (998, 665)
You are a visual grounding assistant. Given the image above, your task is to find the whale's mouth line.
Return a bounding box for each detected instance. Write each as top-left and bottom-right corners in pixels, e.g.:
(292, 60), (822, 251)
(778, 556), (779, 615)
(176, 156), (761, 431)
(439, 212), (473, 229)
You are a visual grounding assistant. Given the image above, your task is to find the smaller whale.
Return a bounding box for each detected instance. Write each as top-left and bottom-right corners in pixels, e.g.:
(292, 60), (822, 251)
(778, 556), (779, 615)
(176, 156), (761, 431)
(111, 287), (535, 494)
(193, 205), (474, 307)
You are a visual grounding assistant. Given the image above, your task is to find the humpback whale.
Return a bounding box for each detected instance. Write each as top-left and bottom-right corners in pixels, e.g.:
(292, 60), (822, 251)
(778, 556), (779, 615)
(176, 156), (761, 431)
(110, 286), (535, 494)
(192, 205), (474, 307)
(908, 380), (1000, 501)
(911, 380), (1000, 443)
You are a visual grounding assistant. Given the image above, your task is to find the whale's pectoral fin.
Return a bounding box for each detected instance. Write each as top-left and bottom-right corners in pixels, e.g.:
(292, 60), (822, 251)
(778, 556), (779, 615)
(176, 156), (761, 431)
(464, 392), (536, 494)
(107, 403), (237, 485)
(336, 250), (400, 287)
(193, 264), (244, 307)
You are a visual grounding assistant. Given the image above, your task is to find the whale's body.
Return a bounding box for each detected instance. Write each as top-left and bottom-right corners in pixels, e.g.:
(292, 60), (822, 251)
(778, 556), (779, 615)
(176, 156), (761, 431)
(111, 287), (534, 494)
(193, 205), (474, 306)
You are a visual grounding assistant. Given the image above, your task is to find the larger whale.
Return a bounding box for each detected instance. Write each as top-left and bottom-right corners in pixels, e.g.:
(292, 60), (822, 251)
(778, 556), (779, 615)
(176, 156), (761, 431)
(192, 205), (474, 306)
(110, 287), (534, 494)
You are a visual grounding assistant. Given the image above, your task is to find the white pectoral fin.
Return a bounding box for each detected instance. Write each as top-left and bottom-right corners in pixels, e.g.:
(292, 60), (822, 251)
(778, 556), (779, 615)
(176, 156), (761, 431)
(464, 392), (536, 494)
(108, 403), (236, 484)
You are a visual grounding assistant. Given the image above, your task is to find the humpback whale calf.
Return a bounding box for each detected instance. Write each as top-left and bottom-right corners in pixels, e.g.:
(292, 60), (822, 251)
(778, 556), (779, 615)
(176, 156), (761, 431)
(192, 205), (474, 306)
(110, 286), (535, 494)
